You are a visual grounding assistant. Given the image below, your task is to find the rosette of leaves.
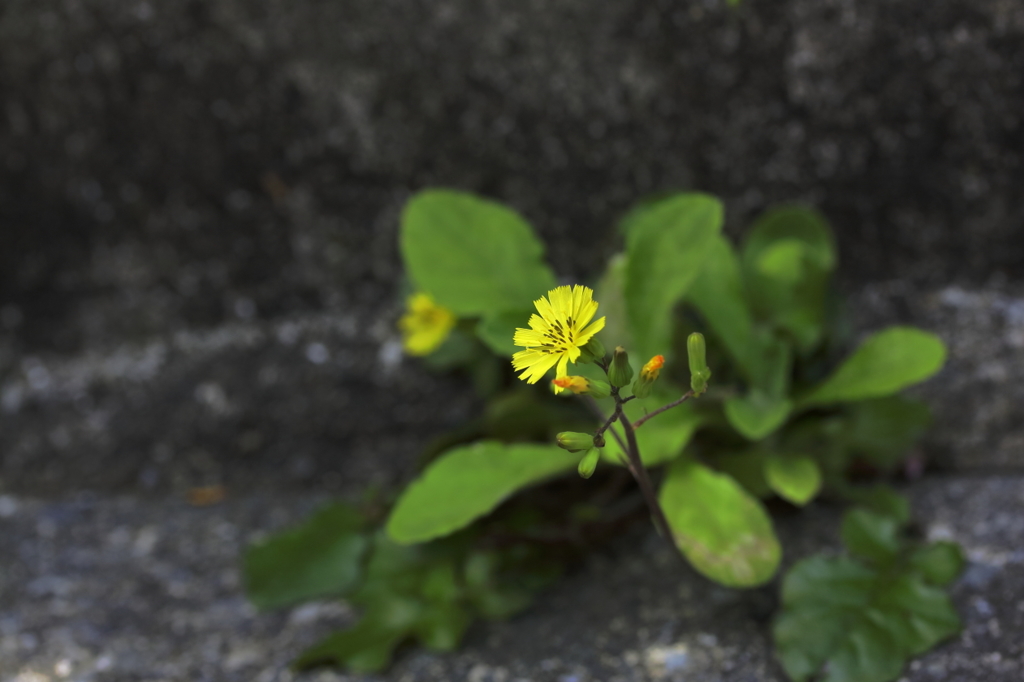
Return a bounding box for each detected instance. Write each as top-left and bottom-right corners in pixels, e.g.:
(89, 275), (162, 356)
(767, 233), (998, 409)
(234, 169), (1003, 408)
(244, 189), (957, 677)
(774, 493), (964, 682)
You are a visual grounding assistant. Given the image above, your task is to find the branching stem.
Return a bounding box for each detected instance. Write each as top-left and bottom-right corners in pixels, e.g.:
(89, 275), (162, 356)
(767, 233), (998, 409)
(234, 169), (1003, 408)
(631, 390), (694, 430)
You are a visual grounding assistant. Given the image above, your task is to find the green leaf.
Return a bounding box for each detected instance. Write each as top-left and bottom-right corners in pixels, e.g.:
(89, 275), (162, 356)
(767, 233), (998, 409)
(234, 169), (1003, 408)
(624, 194), (723, 359)
(714, 450), (772, 499)
(594, 253), (632, 350)
(741, 206), (836, 352)
(386, 441), (579, 544)
(909, 542), (965, 587)
(476, 310), (531, 357)
(659, 459), (781, 587)
(846, 486), (911, 524)
(774, 555), (961, 682)
(244, 503), (368, 610)
(400, 190), (556, 315)
(686, 236), (758, 377)
(764, 455), (822, 506)
(801, 327), (947, 406)
(294, 615), (411, 673)
(743, 205), (836, 274)
(841, 509), (901, 565)
(843, 397), (932, 470)
(724, 392), (793, 441)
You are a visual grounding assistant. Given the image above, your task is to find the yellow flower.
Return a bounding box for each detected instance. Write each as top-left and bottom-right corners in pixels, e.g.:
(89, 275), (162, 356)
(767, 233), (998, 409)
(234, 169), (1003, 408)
(512, 285), (606, 387)
(399, 293), (456, 356)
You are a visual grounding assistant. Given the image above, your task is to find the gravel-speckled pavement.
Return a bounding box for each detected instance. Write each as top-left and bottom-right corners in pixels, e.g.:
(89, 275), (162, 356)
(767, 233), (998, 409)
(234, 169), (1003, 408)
(1, 476), (1022, 682)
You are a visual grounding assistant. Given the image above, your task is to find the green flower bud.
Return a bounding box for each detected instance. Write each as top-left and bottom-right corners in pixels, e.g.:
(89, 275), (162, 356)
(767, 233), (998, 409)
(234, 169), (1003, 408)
(687, 332), (711, 395)
(582, 337), (606, 361)
(556, 431), (595, 453)
(577, 447), (601, 479)
(608, 346), (634, 387)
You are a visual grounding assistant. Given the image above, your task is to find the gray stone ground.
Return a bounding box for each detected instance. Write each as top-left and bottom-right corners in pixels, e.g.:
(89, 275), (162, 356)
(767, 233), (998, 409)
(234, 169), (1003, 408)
(1, 476), (1022, 682)
(1, 0), (1023, 679)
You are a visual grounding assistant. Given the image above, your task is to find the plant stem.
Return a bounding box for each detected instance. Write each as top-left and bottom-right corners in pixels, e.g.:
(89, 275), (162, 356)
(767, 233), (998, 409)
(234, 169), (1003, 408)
(631, 390), (694, 430)
(617, 410), (675, 544)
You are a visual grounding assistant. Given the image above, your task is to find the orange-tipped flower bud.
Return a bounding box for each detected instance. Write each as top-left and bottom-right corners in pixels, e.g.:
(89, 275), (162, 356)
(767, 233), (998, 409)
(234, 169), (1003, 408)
(552, 376), (611, 399)
(632, 354), (665, 399)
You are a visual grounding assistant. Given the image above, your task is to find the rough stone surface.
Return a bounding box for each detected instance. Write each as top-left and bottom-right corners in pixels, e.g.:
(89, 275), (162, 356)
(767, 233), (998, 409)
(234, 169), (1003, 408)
(1, 476), (1021, 681)
(2, 0), (1023, 358)
(850, 281), (1024, 471)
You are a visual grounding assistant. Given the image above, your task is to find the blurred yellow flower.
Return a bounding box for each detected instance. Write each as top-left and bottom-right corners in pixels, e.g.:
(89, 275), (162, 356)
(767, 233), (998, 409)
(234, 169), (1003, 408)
(399, 293), (456, 356)
(512, 285), (605, 387)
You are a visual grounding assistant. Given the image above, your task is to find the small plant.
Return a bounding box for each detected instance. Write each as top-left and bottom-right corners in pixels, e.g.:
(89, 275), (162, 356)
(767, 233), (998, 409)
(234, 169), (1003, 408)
(244, 190), (961, 680)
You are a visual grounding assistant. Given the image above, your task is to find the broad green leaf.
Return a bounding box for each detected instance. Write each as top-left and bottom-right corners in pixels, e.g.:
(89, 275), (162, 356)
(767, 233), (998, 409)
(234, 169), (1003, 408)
(841, 509), (901, 565)
(714, 450), (772, 499)
(659, 459), (781, 587)
(801, 327), (947, 406)
(764, 455), (821, 506)
(774, 555), (961, 682)
(742, 206), (836, 352)
(909, 542), (965, 587)
(725, 392), (793, 440)
(743, 205), (836, 273)
(400, 190), (556, 315)
(846, 486), (911, 524)
(294, 614), (411, 672)
(594, 253), (631, 349)
(601, 393), (702, 467)
(625, 194), (723, 359)
(843, 396), (932, 469)
(686, 236), (758, 377)
(476, 309), (531, 357)
(386, 441), (579, 544)
(244, 503), (368, 610)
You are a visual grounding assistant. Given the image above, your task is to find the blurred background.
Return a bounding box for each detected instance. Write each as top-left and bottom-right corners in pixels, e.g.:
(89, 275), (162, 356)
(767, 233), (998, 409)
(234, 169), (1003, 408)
(1, 1), (1022, 680)
(2, 0), (1022, 497)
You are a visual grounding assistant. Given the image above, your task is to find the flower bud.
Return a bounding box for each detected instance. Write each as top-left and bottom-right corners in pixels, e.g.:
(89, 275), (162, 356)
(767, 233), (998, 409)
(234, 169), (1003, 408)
(581, 337), (606, 361)
(552, 376), (611, 399)
(608, 346), (634, 387)
(687, 332), (711, 395)
(631, 354), (665, 399)
(556, 431), (595, 453)
(577, 447), (601, 479)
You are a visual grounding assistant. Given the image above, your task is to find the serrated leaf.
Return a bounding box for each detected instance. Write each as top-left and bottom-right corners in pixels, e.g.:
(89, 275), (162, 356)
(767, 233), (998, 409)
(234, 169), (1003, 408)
(386, 441), (579, 544)
(764, 455), (821, 506)
(400, 190), (556, 315)
(244, 503), (368, 610)
(842, 509), (901, 565)
(909, 542), (965, 587)
(659, 459), (781, 587)
(801, 327), (947, 406)
(625, 194), (723, 360)
(774, 555), (961, 682)
(725, 392), (793, 441)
